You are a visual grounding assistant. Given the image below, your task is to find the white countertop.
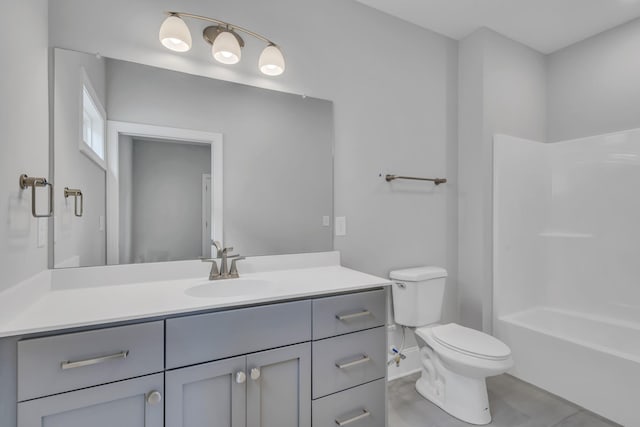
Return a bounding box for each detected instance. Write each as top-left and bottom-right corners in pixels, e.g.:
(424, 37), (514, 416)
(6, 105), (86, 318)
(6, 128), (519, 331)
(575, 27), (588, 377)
(0, 252), (389, 338)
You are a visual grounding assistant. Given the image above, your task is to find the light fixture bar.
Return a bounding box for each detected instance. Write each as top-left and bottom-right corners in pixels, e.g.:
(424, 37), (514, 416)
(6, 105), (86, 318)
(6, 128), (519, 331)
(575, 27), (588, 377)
(160, 11), (286, 76)
(167, 11), (278, 46)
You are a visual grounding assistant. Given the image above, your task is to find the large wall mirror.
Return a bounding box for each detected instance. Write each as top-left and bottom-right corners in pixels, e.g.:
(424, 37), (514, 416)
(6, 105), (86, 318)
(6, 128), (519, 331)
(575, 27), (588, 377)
(52, 48), (334, 268)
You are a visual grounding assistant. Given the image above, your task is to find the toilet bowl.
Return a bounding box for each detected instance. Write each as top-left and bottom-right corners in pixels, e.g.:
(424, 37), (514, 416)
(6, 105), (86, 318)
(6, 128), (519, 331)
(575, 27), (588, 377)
(390, 267), (513, 425)
(413, 323), (513, 425)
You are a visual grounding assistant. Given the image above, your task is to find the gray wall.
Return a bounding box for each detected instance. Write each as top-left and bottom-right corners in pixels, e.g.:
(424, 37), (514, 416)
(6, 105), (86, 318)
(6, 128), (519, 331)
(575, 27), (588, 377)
(0, 1), (49, 292)
(130, 139), (211, 263)
(458, 29), (547, 331)
(548, 17), (640, 142)
(458, 32), (486, 330)
(106, 58), (334, 257)
(53, 49), (107, 268)
(50, 0), (460, 325)
(0, 1), (48, 424)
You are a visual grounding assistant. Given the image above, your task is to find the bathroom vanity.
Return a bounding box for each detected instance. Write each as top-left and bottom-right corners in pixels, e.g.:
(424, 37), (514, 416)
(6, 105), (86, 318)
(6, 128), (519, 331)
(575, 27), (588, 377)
(0, 253), (390, 427)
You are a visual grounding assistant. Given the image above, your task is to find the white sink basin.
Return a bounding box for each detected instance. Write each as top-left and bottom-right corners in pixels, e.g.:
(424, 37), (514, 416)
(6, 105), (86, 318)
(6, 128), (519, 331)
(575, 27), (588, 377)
(185, 278), (277, 298)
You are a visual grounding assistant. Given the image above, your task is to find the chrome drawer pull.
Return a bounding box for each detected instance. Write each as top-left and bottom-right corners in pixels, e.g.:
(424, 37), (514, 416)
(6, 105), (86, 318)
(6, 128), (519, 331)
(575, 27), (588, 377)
(335, 409), (371, 426)
(336, 354), (371, 369)
(61, 350), (130, 370)
(336, 310), (371, 321)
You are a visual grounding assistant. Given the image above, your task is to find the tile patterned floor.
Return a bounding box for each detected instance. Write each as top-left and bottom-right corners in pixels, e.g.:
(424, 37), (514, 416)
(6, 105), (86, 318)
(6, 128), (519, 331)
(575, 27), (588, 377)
(388, 373), (621, 427)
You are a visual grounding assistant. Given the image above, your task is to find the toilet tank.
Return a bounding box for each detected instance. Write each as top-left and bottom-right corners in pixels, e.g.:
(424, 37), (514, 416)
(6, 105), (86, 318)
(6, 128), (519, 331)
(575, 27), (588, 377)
(390, 266), (448, 327)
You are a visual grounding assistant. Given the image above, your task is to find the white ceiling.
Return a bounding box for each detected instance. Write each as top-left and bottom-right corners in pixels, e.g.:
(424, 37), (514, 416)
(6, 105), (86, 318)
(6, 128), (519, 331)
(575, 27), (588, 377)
(355, 0), (640, 53)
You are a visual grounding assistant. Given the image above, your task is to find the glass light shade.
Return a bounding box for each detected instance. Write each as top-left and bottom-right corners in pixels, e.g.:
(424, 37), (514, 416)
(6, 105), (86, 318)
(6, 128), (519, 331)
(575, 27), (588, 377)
(212, 31), (242, 65)
(259, 45), (285, 76)
(159, 15), (192, 52)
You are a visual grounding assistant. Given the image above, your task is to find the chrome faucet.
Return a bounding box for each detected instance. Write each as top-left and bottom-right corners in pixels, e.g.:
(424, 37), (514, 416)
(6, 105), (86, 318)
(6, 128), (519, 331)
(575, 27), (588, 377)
(200, 241), (244, 280)
(219, 245), (233, 277)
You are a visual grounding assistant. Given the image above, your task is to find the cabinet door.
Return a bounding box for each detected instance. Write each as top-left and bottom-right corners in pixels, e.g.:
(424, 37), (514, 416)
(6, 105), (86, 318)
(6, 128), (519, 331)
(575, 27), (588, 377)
(246, 342), (311, 427)
(165, 355), (246, 427)
(17, 373), (163, 427)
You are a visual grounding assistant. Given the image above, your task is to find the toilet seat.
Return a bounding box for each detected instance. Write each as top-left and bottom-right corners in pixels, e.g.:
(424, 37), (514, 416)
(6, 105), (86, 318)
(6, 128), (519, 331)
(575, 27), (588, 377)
(431, 324), (511, 361)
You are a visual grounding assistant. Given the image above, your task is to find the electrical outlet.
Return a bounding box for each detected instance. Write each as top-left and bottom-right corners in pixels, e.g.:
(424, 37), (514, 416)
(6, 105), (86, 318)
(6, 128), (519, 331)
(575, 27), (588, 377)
(322, 216), (330, 227)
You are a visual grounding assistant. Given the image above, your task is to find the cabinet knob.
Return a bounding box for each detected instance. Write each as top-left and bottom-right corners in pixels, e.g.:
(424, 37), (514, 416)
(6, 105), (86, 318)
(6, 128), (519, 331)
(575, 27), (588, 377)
(236, 371), (247, 384)
(250, 367), (261, 381)
(146, 390), (162, 405)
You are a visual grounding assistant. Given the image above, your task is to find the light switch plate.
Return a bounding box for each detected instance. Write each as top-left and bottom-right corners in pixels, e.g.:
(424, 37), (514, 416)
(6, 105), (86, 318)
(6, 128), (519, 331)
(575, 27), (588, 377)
(99, 215), (105, 232)
(335, 216), (346, 236)
(37, 218), (47, 248)
(322, 216), (330, 227)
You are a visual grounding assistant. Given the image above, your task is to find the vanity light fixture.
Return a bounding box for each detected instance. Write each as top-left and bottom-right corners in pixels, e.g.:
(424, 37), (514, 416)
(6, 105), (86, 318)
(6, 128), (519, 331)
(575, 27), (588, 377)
(159, 14), (192, 52)
(158, 12), (286, 76)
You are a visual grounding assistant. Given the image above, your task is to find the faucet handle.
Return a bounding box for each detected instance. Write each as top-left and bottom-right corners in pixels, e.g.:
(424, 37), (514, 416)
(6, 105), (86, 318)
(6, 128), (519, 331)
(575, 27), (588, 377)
(221, 246), (234, 255)
(229, 256), (246, 278)
(199, 257), (220, 280)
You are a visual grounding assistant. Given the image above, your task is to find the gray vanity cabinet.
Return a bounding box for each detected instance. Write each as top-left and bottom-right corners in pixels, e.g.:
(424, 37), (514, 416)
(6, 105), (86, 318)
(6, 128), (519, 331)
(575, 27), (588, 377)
(5, 289), (386, 427)
(165, 343), (311, 427)
(17, 373), (164, 427)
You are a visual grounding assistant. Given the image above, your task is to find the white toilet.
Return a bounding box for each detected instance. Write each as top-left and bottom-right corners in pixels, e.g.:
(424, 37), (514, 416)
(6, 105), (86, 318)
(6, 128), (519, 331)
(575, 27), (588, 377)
(390, 266), (513, 425)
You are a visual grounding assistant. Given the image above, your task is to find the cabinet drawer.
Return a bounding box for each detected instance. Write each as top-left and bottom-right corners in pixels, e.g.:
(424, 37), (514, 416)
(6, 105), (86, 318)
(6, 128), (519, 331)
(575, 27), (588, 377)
(18, 321), (164, 401)
(166, 300), (311, 369)
(312, 289), (385, 340)
(312, 326), (386, 398)
(312, 379), (385, 427)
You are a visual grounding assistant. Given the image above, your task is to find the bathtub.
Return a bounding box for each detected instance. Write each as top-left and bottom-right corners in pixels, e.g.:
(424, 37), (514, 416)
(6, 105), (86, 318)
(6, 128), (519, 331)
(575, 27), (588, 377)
(496, 307), (640, 426)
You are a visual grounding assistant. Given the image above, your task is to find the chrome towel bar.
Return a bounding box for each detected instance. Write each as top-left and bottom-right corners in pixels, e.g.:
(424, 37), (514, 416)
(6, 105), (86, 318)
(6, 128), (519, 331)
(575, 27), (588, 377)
(385, 174), (447, 185)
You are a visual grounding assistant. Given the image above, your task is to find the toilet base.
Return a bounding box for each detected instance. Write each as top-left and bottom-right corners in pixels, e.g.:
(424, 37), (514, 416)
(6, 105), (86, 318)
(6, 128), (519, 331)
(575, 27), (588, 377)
(415, 363), (492, 425)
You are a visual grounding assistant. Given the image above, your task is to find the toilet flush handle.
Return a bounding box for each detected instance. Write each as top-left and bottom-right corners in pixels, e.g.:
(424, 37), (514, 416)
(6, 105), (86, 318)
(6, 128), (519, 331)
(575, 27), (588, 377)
(395, 281), (406, 289)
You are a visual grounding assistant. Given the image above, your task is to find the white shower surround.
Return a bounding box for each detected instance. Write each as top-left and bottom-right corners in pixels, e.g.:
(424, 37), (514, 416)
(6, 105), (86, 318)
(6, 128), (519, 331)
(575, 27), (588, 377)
(493, 130), (640, 426)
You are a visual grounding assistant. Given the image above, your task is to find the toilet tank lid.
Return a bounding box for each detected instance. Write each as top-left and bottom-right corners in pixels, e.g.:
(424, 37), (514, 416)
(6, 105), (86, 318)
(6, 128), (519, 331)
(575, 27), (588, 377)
(390, 266), (448, 281)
